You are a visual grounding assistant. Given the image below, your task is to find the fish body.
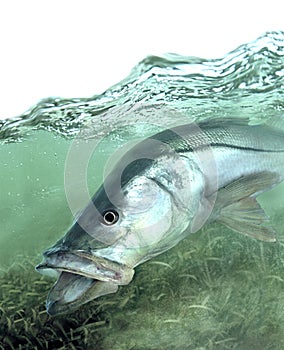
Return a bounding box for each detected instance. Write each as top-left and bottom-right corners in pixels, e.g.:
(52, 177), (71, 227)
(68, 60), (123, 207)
(36, 118), (284, 315)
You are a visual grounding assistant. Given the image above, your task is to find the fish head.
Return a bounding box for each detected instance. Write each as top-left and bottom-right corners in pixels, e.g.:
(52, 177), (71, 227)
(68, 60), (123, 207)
(36, 159), (175, 316)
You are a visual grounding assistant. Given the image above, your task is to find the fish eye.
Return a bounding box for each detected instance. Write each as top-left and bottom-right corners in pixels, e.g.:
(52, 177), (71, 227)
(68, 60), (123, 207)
(102, 210), (119, 226)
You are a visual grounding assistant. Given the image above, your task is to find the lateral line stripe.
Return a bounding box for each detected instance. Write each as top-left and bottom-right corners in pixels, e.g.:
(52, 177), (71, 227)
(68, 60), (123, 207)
(174, 143), (284, 153)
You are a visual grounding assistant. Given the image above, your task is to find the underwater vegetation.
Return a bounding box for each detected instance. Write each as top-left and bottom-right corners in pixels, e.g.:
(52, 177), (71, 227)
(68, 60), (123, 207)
(2, 220), (284, 349)
(1, 31), (284, 349)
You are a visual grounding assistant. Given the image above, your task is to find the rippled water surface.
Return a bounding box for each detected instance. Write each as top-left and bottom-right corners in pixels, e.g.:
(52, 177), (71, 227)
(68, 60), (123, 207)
(1, 31), (284, 349)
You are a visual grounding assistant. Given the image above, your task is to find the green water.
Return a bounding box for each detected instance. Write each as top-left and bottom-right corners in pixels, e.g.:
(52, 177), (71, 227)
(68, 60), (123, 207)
(1, 31), (284, 349)
(0, 132), (72, 268)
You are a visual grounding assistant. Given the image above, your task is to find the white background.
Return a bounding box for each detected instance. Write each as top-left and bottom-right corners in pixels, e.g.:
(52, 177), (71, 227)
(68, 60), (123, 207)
(0, 0), (283, 120)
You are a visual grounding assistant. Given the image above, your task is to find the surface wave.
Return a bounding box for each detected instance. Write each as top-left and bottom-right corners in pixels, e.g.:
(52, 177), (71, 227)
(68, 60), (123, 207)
(1, 31), (284, 142)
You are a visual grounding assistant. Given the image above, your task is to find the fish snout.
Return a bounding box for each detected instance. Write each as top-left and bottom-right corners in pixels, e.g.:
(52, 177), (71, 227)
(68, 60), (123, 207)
(35, 244), (71, 278)
(43, 243), (69, 258)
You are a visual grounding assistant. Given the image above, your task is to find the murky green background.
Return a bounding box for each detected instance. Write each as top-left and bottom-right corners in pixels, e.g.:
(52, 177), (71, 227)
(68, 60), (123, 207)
(0, 132), (69, 267)
(1, 31), (284, 349)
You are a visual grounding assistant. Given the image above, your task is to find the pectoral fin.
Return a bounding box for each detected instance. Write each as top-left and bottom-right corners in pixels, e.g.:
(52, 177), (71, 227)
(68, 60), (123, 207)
(215, 172), (279, 242)
(219, 197), (276, 242)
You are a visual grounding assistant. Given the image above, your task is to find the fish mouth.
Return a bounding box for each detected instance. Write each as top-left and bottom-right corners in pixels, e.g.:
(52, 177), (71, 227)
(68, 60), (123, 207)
(36, 250), (134, 316)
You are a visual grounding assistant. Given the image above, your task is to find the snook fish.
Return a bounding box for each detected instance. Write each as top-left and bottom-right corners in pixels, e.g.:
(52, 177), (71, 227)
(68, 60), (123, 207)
(36, 118), (284, 315)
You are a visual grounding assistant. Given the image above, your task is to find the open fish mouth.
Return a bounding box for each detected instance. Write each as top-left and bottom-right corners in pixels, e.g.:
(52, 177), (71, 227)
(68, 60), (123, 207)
(36, 250), (134, 316)
(42, 271), (119, 316)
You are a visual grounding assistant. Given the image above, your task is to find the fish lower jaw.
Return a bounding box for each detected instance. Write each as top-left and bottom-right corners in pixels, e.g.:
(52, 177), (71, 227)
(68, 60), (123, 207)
(37, 264), (131, 285)
(36, 251), (135, 286)
(45, 271), (119, 316)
